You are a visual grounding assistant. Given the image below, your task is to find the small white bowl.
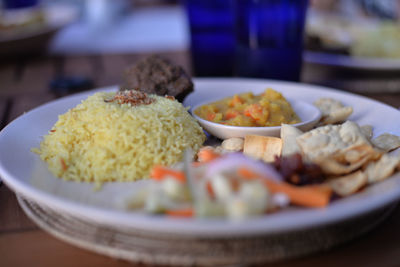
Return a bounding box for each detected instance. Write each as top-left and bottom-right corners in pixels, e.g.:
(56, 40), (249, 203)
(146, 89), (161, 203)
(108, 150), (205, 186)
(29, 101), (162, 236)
(191, 99), (322, 139)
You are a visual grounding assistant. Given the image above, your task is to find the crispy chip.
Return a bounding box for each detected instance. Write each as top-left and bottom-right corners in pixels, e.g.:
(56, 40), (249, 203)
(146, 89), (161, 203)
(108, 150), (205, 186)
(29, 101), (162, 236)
(243, 135), (282, 162)
(280, 124), (303, 156)
(297, 121), (372, 161)
(365, 154), (400, 184)
(221, 137), (244, 152)
(360, 125), (373, 140)
(317, 147), (376, 175)
(328, 171), (367, 196)
(296, 121), (381, 175)
(314, 98), (353, 125)
(214, 146), (230, 155)
(372, 133), (400, 152)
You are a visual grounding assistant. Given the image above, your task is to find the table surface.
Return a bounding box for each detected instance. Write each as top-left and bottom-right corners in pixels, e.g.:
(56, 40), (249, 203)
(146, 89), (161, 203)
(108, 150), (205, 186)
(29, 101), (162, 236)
(1, 50), (400, 267)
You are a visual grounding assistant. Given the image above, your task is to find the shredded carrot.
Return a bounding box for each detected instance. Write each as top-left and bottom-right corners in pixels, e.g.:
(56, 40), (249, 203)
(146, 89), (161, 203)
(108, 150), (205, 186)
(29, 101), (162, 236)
(231, 178), (240, 192)
(192, 161), (204, 167)
(60, 158), (67, 171)
(237, 167), (258, 180)
(150, 165), (186, 183)
(197, 148), (220, 163)
(309, 184), (333, 194)
(166, 209), (194, 217)
(238, 168), (331, 208)
(206, 181), (215, 198)
(262, 179), (331, 208)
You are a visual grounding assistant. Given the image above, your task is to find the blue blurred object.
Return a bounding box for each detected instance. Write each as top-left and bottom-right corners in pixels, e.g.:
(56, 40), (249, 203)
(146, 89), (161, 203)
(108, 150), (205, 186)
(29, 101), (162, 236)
(50, 76), (94, 97)
(184, 0), (235, 77)
(235, 0), (308, 81)
(3, 0), (38, 9)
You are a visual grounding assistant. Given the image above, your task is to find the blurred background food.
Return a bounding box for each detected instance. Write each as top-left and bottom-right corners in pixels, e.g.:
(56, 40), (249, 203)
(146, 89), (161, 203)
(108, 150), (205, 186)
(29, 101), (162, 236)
(306, 0), (400, 58)
(3, 0), (400, 61)
(0, 0), (79, 57)
(0, 4), (45, 36)
(1, 0), (400, 108)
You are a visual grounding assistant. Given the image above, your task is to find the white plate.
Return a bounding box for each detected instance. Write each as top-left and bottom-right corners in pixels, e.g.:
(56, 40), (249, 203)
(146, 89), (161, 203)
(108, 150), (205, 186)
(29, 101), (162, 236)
(1, 78), (400, 237)
(304, 51), (400, 70)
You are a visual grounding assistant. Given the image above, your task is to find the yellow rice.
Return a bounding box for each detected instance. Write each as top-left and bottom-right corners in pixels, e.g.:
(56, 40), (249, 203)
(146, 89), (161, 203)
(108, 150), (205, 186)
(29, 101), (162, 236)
(34, 92), (205, 184)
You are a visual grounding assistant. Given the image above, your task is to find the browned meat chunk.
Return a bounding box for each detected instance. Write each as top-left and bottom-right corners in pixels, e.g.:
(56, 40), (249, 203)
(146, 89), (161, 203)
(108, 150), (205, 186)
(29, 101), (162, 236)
(120, 55), (193, 102)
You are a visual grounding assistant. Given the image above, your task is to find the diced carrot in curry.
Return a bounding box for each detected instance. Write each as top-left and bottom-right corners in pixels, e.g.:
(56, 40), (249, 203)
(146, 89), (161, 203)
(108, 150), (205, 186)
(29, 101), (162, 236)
(244, 104), (270, 125)
(207, 113), (216, 121)
(225, 109), (240, 120)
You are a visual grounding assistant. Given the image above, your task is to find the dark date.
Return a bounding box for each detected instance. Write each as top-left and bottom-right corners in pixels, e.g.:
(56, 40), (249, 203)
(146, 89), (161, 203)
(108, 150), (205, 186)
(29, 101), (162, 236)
(274, 153), (326, 186)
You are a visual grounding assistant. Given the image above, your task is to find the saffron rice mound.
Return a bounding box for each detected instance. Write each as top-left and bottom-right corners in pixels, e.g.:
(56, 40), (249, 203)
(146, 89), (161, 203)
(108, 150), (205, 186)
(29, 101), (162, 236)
(34, 91), (206, 184)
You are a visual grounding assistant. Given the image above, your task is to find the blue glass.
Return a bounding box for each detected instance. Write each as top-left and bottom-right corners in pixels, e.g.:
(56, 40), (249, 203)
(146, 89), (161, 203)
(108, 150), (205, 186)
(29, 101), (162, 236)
(184, 0), (235, 77)
(235, 0), (308, 81)
(3, 0), (38, 9)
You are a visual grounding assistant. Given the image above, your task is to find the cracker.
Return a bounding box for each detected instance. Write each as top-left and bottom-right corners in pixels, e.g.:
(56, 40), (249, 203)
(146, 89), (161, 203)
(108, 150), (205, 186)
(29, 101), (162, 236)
(328, 171), (367, 197)
(365, 154), (400, 184)
(296, 121), (381, 175)
(360, 125), (373, 140)
(314, 98), (353, 125)
(214, 146), (230, 155)
(221, 137), (244, 152)
(280, 124), (303, 156)
(243, 135), (282, 162)
(372, 133), (400, 152)
(297, 121), (372, 161)
(317, 147), (375, 175)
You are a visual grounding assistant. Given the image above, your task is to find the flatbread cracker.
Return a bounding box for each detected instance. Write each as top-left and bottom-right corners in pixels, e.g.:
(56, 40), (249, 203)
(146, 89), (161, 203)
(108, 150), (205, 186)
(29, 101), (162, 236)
(360, 125), (373, 140)
(243, 135), (282, 162)
(296, 121), (381, 175)
(328, 171), (367, 196)
(314, 98), (353, 125)
(280, 124), (303, 156)
(372, 133), (400, 152)
(297, 121), (372, 161)
(317, 147), (376, 175)
(365, 154), (400, 184)
(221, 137), (244, 152)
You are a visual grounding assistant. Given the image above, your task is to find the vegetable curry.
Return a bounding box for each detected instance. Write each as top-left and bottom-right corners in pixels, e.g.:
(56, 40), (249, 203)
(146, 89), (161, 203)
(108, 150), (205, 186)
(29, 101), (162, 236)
(194, 89), (300, 127)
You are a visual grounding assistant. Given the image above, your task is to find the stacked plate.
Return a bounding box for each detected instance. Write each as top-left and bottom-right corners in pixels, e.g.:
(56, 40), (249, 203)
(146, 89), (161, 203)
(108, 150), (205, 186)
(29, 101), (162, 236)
(17, 196), (395, 266)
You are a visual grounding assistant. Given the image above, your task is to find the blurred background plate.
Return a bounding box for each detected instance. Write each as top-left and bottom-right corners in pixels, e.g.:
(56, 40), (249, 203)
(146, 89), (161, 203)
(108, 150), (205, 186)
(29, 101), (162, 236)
(304, 51), (400, 70)
(0, 4), (79, 57)
(305, 0), (400, 70)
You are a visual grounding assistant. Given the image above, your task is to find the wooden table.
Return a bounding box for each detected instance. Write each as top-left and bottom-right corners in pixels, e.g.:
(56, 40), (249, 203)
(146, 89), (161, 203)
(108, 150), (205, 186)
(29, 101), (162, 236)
(1, 51), (400, 267)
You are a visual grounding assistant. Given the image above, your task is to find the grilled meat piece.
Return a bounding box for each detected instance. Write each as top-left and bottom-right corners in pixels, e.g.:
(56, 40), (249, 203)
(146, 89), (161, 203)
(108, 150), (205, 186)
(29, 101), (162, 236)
(120, 55), (194, 102)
